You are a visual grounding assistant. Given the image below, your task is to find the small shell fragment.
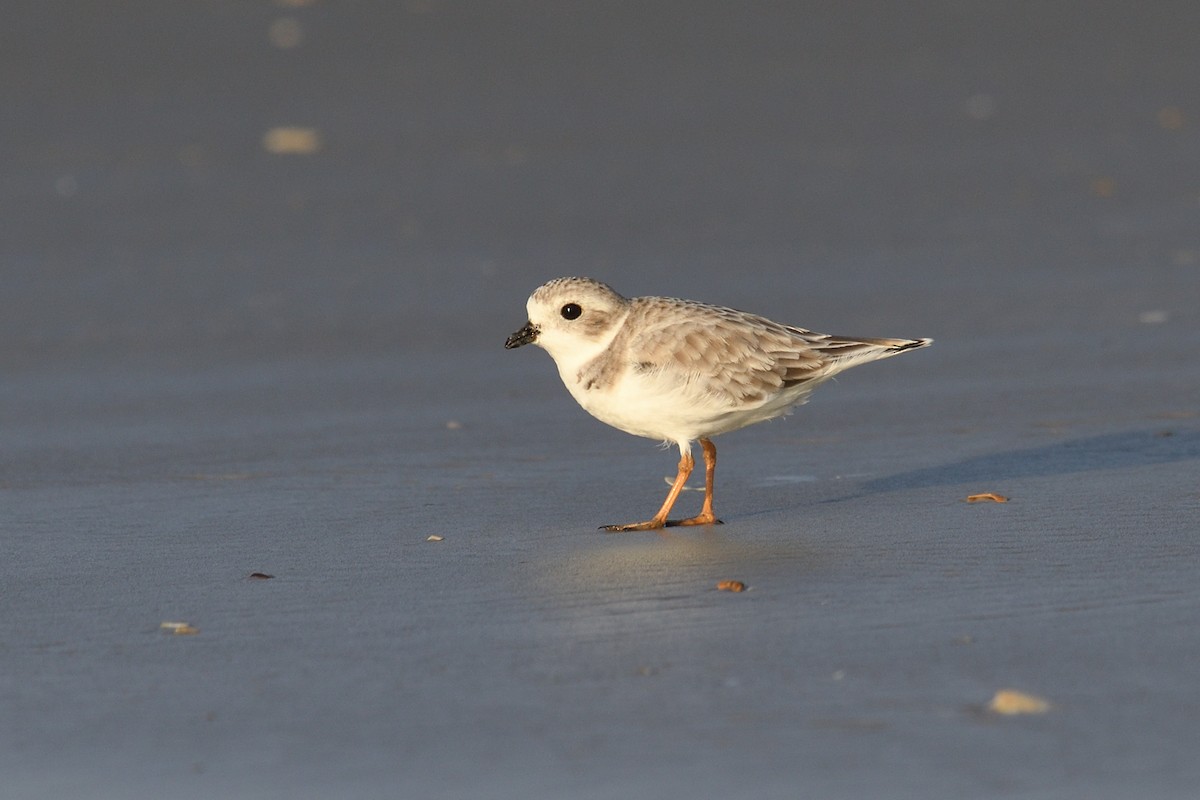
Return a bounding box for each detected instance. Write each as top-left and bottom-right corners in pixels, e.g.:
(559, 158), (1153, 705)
(716, 580), (746, 593)
(426, 534), (444, 542)
(160, 621), (200, 635)
(248, 572), (274, 580)
(262, 127), (321, 155)
(987, 689), (1050, 715)
(966, 493), (1009, 503)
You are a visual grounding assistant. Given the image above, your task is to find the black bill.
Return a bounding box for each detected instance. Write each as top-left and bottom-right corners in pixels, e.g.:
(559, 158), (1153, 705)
(505, 321), (539, 349)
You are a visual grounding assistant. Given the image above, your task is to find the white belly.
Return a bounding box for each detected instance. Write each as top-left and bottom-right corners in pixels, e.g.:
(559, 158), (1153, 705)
(563, 367), (812, 445)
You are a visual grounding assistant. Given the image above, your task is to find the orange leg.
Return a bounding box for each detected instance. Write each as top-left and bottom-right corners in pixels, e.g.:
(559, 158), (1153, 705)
(601, 438), (723, 531)
(675, 437), (722, 527)
(602, 450), (694, 532)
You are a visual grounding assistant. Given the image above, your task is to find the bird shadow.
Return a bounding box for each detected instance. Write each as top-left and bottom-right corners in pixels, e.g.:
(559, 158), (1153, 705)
(827, 427), (1199, 501)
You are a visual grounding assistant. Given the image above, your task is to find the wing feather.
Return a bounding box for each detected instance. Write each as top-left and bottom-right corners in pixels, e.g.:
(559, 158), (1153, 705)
(621, 296), (931, 411)
(626, 298), (826, 406)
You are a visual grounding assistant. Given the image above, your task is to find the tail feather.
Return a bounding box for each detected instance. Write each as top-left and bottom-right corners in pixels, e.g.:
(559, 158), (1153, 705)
(869, 336), (933, 353)
(810, 335), (932, 370)
(820, 334), (931, 354)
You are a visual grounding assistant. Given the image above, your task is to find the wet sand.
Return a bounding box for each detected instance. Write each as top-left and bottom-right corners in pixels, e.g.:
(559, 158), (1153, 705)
(3, 2), (1199, 797)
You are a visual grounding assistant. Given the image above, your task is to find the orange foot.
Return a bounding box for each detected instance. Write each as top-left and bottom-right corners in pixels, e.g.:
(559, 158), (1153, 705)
(601, 514), (723, 532)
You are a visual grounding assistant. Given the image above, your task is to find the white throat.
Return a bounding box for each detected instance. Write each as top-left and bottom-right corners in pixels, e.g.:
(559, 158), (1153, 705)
(536, 310), (627, 386)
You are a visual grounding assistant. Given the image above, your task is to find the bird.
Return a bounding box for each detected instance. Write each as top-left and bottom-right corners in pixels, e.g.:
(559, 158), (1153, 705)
(504, 277), (931, 531)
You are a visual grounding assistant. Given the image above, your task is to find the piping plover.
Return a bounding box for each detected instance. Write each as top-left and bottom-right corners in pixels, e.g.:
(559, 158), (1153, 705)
(505, 277), (931, 531)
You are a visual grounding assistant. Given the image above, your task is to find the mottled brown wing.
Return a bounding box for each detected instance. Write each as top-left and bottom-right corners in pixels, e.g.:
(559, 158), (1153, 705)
(627, 299), (826, 405)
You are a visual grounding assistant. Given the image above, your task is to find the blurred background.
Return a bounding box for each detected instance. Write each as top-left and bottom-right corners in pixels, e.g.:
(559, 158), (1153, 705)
(4, 0), (1197, 372)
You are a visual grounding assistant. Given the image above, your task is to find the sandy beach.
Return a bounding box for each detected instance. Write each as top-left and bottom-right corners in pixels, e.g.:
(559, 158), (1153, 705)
(3, 2), (1198, 797)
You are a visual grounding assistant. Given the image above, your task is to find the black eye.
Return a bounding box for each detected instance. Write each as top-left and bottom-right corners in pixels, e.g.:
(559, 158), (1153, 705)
(560, 303), (582, 320)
